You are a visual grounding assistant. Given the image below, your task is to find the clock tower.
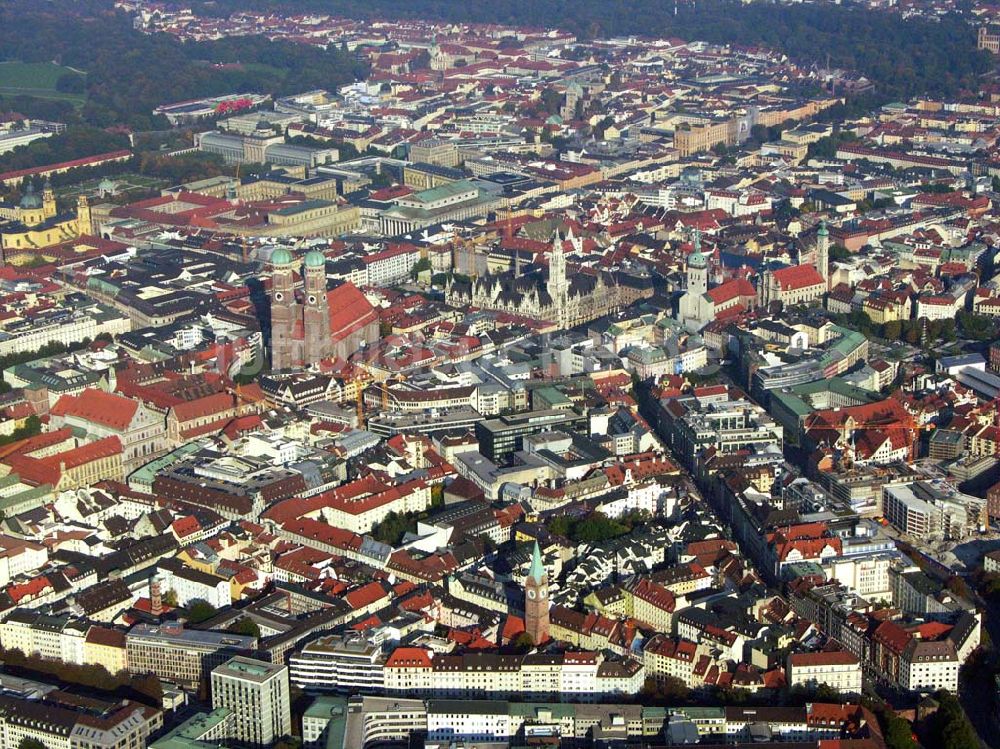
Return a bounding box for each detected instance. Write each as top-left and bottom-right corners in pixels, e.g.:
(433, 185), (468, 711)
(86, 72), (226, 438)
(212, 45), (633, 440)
(524, 541), (549, 645)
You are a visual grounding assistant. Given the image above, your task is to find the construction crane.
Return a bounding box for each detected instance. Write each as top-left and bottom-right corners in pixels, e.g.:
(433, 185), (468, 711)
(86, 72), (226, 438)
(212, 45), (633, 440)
(380, 373), (406, 411)
(347, 367), (371, 428)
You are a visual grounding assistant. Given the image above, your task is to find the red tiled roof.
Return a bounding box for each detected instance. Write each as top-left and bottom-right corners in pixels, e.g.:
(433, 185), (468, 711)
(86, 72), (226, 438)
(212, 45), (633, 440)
(85, 625), (126, 648)
(707, 278), (756, 304)
(501, 615), (526, 643)
(4, 436), (122, 486)
(629, 577), (676, 613)
(646, 634), (698, 661)
(171, 516), (201, 539)
(170, 392), (237, 423)
(327, 281), (379, 339)
(385, 647), (433, 668)
(51, 389), (140, 432)
(0, 427), (74, 461)
(8, 575), (52, 603)
(773, 264), (824, 291)
(344, 581), (388, 610)
(0, 150), (131, 183)
(789, 650), (859, 667)
(873, 620), (912, 655)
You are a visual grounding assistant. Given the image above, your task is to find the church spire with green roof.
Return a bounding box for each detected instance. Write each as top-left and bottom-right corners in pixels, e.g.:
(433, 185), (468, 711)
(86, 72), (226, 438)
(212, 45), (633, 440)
(529, 541), (545, 583)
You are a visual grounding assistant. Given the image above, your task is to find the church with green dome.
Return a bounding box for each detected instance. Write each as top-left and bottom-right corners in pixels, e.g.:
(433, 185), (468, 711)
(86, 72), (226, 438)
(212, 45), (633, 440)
(269, 248), (380, 370)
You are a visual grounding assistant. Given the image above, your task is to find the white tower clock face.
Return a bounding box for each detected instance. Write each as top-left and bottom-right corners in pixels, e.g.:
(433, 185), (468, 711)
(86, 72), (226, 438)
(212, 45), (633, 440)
(527, 589), (536, 599)
(274, 292), (283, 302)
(540, 587), (547, 599)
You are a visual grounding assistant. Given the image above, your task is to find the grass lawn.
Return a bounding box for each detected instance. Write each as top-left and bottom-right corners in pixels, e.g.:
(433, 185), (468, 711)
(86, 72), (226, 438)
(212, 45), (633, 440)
(0, 61), (86, 104)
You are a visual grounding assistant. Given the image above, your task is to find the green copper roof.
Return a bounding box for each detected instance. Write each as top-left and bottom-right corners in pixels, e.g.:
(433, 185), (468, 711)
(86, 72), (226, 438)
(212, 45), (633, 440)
(270, 247), (293, 266)
(529, 541), (545, 582)
(19, 182), (41, 210)
(688, 227), (707, 267)
(304, 250), (326, 268)
(817, 219), (829, 237)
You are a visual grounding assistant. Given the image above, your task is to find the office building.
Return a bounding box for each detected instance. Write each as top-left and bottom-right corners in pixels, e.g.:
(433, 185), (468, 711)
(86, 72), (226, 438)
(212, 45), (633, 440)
(211, 657), (292, 748)
(475, 409), (587, 463)
(126, 623), (256, 689)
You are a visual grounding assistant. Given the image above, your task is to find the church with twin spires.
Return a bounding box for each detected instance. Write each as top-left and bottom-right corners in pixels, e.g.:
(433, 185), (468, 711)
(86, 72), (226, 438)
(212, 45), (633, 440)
(269, 248), (380, 370)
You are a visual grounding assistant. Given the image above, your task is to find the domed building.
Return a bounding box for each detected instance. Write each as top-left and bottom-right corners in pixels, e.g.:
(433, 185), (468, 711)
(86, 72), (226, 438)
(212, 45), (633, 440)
(0, 180), (93, 261)
(270, 248), (380, 370)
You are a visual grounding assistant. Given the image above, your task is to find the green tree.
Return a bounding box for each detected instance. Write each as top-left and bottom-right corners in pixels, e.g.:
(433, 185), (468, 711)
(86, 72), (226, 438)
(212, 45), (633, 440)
(829, 244), (851, 262)
(19, 739), (48, 749)
(547, 516), (573, 538)
(977, 570), (1000, 599)
(572, 512), (630, 544)
(1, 0), (989, 123)
(130, 672), (163, 704)
(642, 675), (690, 704)
(185, 599), (218, 624)
(957, 311), (998, 342)
(773, 200), (799, 223)
(545, 512), (636, 544)
(369, 171), (392, 189)
(807, 137), (838, 161)
(748, 124), (769, 145)
(55, 72), (85, 94)
(510, 632), (535, 652)
(882, 320), (902, 342)
(138, 152), (228, 185)
(538, 87), (563, 115)
(926, 691), (978, 749)
(917, 183), (955, 194)
(411, 257), (432, 280)
(228, 618), (261, 637)
(430, 483), (445, 508)
(477, 533), (497, 554)
(0, 647), (161, 707)
(370, 511), (417, 545)
(813, 683), (842, 703)
(0, 414), (43, 448)
(0, 126), (128, 174)
(879, 706), (917, 749)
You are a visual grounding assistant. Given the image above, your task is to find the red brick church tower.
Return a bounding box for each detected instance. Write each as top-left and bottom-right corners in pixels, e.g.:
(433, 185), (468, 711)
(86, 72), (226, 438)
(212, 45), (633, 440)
(302, 250), (332, 365)
(524, 541), (549, 645)
(269, 249), (379, 371)
(270, 247), (300, 371)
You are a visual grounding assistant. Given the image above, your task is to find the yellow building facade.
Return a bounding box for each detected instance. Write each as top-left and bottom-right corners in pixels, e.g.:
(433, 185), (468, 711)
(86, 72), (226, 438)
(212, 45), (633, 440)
(0, 181), (93, 255)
